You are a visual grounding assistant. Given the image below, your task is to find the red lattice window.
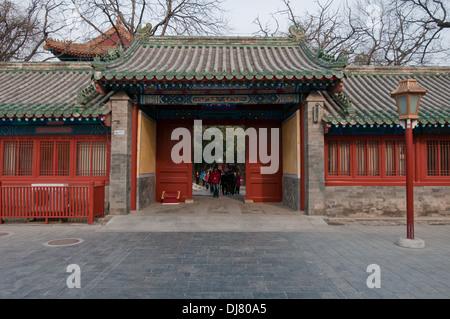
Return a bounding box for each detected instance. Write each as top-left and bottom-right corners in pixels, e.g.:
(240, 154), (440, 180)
(76, 140), (108, 176)
(356, 140), (380, 176)
(2, 141), (33, 176)
(327, 139), (350, 176)
(326, 136), (409, 183)
(1, 135), (109, 183)
(326, 135), (450, 185)
(427, 140), (450, 177)
(385, 140), (405, 176)
(39, 141), (70, 176)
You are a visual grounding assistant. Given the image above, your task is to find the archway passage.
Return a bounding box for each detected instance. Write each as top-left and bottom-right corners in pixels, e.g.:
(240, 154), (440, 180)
(192, 124), (247, 199)
(155, 119), (282, 203)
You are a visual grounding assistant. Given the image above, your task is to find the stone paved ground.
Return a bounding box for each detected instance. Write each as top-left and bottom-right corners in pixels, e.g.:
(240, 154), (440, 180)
(0, 220), (449, 299)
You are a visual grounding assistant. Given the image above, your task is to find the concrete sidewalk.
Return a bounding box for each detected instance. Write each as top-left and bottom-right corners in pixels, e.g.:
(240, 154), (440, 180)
(101, 195), (329, 232)
(0, 196), (449, 299)
(0, 222), (449, 299)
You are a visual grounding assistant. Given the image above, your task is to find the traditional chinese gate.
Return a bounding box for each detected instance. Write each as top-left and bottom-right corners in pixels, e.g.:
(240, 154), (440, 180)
(154, 118), (282, 203)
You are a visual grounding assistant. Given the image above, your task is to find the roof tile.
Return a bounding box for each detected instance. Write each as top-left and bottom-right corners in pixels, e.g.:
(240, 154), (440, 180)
(323, 66), (450, 125)
(93, 33), (346, 82)
(0, 63), (109, 119)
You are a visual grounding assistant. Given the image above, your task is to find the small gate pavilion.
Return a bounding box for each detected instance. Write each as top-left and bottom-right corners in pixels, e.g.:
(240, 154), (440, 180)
(0, 25), (449, 223)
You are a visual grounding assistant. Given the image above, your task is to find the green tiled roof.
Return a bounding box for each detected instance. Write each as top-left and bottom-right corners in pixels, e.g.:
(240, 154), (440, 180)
(323, 66), (450, 126)
(0, 62), (112, 119)
(92, 28), (346, 82)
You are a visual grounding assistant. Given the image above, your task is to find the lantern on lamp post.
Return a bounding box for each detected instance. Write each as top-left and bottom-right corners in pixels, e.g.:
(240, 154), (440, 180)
(390, 79), (426, 248)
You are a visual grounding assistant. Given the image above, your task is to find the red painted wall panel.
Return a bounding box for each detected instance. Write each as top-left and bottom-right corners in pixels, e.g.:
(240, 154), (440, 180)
(155, 120), (193, 203)
(245, 120), (282, 202)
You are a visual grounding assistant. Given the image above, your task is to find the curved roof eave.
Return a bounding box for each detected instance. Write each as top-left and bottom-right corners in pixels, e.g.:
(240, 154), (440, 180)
(92, 32), (346, 82)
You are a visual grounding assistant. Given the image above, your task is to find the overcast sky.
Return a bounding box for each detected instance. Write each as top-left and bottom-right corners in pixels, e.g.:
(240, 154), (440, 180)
(222, 0), (334, 36)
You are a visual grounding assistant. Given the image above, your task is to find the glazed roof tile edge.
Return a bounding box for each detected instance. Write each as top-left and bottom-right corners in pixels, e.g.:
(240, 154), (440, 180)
(0, 61), (93, 72)
(45, 42), (119, 57)
(44, 19), (133, 57)
(324, 66), (450, 126)
(345, 65), (450, 76)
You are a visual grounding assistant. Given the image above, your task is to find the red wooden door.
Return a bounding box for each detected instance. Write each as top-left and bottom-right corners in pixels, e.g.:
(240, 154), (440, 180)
(245, 120), (282, 202)
(155, 120), (193, 203)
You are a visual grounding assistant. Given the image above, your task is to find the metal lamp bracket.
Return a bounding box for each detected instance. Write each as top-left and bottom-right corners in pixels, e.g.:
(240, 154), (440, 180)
(399, 119), (418, 130)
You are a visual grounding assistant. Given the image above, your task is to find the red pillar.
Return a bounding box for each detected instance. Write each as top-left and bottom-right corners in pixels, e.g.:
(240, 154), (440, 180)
(405, 119), (415, 239)
(0, 181), (2, 224)
(89, 181), (95, 225)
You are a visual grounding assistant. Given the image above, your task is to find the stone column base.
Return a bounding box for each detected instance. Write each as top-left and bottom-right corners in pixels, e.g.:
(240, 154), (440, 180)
(395, 237), (426, 249)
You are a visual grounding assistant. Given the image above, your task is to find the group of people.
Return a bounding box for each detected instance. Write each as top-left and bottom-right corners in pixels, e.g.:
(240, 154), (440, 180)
(196, 168), (243, 198)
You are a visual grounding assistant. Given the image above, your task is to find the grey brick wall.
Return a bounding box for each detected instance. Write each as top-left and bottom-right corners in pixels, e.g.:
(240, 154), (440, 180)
(108, 91), (133, 215)
(137, 175), (156, 210)
(303, 91), (326, 215)
(282, 175), (301, 211)
(325, 186), (450, 217)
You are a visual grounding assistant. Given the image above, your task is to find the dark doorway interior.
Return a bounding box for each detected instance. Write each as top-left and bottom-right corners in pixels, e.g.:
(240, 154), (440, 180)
(192, 125), (246, 199)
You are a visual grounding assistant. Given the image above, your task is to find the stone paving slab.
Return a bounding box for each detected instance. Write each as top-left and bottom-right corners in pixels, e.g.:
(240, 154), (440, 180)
(100, 195), (330, 232)
(0, 221), (449, 299)
(100, 213), (330, 232)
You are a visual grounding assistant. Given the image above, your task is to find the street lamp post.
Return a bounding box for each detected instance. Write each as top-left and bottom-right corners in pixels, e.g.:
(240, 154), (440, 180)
(390, 79), (427, 249)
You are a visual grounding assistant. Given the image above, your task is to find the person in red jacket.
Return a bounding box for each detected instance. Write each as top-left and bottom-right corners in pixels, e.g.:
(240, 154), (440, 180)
(204, 171), (210, 190)
(210, 166), (221, 198)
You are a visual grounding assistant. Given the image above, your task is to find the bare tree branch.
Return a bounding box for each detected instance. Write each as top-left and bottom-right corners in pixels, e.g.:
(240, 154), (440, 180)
(403, 0), (450, 28)
(0, 0), (63, 61)
(68, 0), (229, 40)
(254, 0), (449, 66)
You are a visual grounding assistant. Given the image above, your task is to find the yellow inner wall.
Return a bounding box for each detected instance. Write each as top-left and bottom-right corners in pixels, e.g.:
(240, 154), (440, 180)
(282, 111), (300, 177)
(136, 110), (299, 177)
(137, 110), (156, 175)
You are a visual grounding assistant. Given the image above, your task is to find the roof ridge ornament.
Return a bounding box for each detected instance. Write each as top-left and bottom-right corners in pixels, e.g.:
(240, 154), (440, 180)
(136, 23), (153, 41)
(106, 45), (124, 62)
(92, 45), (124, 64)
(317, 48), (334, 63)
(289, 25), (305, 42)
(316, 48), (346, 67)
(289, 25), (346, 68)
(76, 84), (98, 108)
(334, 92), (356, 116)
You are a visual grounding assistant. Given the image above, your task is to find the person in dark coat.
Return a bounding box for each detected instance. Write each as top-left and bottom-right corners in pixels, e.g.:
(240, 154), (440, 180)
(226, 170), (235, 195)
(235, 172), (241, 195)
(221, 171), (227, 195)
